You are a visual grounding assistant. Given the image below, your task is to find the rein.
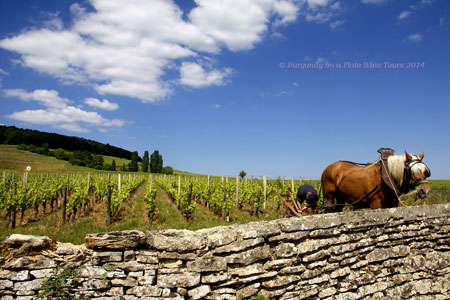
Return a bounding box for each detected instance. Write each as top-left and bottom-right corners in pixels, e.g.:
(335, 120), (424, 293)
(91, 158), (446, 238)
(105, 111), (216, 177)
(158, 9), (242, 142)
(404, 159), (431, 189)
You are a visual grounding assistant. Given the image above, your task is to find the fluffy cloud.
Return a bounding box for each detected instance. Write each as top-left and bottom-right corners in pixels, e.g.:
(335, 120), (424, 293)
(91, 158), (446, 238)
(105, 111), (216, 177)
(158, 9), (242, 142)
(407, 33), (423, 42)
(361, 0), (388, 5)
(3, 89), (124, 132)
(330, 19), (346, 29)
(3, 88), (70, 109)
(398, 10), (411, 20)
(180, 62), (233, 88)
(0, 0), (342, 103)
(85, 97), (119, 111)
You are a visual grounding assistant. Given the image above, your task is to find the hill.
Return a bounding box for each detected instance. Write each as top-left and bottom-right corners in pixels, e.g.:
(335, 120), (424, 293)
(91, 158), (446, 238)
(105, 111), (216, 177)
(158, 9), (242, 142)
(0, 144), (108, 172)
(0, 125), (132, 160)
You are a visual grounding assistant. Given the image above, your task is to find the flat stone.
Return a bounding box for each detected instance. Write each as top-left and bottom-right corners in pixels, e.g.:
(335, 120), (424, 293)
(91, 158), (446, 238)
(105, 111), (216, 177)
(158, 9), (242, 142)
(0, 279), (13, 289)
(212, 238), (264, 254)
(264, 258), (296, 270)
(237, 283), (260, 298)
(226, 245), (271, 266)
(157, 272), (201, 288)
(10, 270), (30, 281)
(197, 226), (239, 248)
(202, 272), (231, 284)
(366, 246), (410, 263)
(262, 275), (302, 288)
(123, 250), (135, 261)
(29, 269), (54, 279)
(319, 287), (337, 298)
(106, 287), (124, 296)
(3, 234), (54, 249)
(79, 266), (108, 278)
(13, 279), (43, 292)
(137, 275), (155, 285)
(187, 257), (227, 272)
(136, 251), (158, 264)
(111, 278), (137, 287)
(81, 279), (111, 290)
(230, 264), (264, 277)
(146, 229), (206, 252)
(126, 285), (162, 297)
(85, 230), (146, 250)
(273, 243), (296, 259)
(268, 231), (309, 243)
(3, 255), (55, 270)
(96, 251), (123, 262)
(188, 285), (211, 300)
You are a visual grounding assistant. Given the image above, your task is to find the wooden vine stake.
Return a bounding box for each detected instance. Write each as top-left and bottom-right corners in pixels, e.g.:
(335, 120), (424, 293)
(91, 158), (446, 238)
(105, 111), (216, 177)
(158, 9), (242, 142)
(263, 176), (267, 209)
(106, 185), (111, 226)
(235, 176), (239, 208)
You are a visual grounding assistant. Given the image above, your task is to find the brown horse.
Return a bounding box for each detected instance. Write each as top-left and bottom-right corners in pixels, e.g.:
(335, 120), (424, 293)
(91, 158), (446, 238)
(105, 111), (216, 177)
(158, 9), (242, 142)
(321, 151), (431, 211)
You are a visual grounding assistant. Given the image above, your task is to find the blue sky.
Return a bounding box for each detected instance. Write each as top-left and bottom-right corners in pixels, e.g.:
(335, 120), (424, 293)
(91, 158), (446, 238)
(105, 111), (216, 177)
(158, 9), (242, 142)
(0, 0), (449, 179)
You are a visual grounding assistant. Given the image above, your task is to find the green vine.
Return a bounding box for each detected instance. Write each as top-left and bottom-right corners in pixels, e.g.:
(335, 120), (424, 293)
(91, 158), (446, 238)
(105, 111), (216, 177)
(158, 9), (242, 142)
(38, 264), (88, 300)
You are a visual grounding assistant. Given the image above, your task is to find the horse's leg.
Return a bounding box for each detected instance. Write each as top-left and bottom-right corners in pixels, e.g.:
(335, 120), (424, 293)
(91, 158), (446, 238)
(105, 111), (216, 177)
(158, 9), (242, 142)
(323, 191), (335, 213)
(370, 196), (382, 209)
(334, 196), (345, 212)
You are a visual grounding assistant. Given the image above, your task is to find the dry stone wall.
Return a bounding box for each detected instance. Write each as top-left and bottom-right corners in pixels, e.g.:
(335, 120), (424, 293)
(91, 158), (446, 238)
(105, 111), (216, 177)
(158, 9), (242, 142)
(1, 203), (449, 300)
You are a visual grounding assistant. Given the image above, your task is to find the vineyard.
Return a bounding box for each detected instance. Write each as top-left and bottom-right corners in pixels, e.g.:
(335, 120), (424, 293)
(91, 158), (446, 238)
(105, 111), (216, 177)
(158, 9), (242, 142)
(0, 171), (145, 234)
(1, 169), (449, 244)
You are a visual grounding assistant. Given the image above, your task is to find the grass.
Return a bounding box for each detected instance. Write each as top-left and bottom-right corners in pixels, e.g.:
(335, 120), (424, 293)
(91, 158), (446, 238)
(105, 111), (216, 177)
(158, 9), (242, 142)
(0, 177), (285, 244)
(102, 155), (131, 167)
(0, 145), (97, 172)
(1, 144), (449, 245)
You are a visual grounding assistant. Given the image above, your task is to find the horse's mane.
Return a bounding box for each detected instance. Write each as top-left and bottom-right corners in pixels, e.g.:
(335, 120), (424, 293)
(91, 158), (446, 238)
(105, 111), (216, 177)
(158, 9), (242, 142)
(387, 153), (425, 187)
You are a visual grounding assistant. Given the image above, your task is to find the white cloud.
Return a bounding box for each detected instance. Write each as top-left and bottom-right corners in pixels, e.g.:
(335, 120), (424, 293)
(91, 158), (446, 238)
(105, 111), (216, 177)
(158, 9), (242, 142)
(306, 12), (332, 23)
(361, 0), (388, 5)
(273, 1), (299, 26)
(306, 0), (330, 8)
(407, 33), (423, 42)
(0, 0), (343, 103)
(3, 89), (124, 132)
(0, 68), (9, 76)
(398, 10), (411, 20)
(3, 88), (70, 109)
(330, 19), (345, 29)
(85, 97), (119, 111)
(180, 62), (233, 88)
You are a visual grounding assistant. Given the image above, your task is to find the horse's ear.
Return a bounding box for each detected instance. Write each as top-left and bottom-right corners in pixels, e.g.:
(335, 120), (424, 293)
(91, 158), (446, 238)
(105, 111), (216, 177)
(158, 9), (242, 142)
(405, 151), (413, 161)
(419, 151), (424, 160)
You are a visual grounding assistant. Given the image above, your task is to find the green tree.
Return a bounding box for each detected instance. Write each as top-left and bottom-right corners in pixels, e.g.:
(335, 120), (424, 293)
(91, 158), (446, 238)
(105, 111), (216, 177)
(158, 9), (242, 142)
(150, 150), (163, 173)
(161, 166), (174, 174)
(129, 151), (139, 172)
(54, 148), (69, 160)
(239, 170), (247, 179)
(111, 159), (116, 171)
(142, 150), (149, 172)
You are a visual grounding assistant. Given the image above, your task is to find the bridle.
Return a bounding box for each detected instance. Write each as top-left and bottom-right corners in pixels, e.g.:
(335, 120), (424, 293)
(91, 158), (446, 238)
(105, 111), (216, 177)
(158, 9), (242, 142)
(403, 158), (431, 190)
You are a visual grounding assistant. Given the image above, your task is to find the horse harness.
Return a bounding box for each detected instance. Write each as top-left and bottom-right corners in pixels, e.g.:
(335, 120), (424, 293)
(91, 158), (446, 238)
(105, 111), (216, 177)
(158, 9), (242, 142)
(336, 148), (431, 208)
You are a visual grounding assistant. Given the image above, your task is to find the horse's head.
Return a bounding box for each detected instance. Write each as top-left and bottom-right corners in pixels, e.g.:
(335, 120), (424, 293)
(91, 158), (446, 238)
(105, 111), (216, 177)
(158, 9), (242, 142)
(404, 151), (431, 198)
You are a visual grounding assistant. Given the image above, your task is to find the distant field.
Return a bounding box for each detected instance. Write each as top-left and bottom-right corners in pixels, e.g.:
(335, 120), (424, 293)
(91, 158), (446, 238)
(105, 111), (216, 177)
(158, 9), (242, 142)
(102, 155), (131, 167)
(0, 144), (186, 175)
(0, 145), (86, 172)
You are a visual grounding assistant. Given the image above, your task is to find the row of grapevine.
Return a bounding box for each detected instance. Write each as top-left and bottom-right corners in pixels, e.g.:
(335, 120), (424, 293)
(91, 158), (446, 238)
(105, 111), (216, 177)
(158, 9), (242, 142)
(154, 175), (319, 220)
(0, 171), (145, 228)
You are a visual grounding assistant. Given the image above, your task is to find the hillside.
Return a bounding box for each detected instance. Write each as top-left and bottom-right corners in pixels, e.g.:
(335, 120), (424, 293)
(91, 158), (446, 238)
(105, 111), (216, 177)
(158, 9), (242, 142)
(0, 144), (96, 172)
(0, 125), (133, 160)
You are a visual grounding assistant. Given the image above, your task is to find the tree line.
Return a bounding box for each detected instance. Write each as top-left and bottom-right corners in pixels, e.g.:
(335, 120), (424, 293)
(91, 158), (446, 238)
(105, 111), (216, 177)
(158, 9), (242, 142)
(0, 125), (132, 159)
(128, 150), (173, 174)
